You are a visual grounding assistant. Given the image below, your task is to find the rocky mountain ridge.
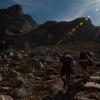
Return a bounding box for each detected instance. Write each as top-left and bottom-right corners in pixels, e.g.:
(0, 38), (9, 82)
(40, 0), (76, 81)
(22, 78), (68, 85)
(0, 4), (38, 36)
(0, 4), (100, 48)
(25, 17), (99, 45)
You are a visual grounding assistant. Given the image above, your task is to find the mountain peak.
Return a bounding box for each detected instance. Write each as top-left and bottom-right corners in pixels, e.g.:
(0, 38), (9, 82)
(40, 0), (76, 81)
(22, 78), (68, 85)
(0, 4), (38, 36)
(7, 4), (23, 16)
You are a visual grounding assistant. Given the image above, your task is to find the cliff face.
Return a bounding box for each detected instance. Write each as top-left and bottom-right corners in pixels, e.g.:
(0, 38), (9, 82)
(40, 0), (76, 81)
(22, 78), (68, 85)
(0, 4), (38, 36)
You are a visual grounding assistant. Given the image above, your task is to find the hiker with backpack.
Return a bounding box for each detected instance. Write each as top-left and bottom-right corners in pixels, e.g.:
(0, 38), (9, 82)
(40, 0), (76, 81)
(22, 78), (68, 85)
(59, 51), (74, 89)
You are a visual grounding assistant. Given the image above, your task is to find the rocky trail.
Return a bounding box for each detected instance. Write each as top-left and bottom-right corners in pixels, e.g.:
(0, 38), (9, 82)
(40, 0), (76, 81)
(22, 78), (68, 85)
(0, 46), (100, 100)
(0, 64), (100, 100)
(42, 67), (100, 100)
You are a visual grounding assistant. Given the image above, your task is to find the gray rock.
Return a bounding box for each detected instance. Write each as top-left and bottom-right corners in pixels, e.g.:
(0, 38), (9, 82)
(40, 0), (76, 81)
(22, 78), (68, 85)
(15, 84), (33, 98)
(32, 58), (44, 71)
(0, 95), (14, 100)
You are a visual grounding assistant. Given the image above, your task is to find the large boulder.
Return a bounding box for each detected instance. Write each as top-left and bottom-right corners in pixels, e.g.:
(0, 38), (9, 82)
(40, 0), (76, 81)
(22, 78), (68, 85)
(7, 69), (24, 87)
(16, 58), (44, 73)
(0, 95), (14, 100)
(15, 84), (33, 98)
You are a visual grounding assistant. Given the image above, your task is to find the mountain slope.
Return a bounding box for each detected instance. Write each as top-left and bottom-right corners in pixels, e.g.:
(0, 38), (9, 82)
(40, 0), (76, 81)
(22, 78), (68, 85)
(0, 4), (99, 48)
(0, 4), (38, 36)
(31, 17), (98, 45)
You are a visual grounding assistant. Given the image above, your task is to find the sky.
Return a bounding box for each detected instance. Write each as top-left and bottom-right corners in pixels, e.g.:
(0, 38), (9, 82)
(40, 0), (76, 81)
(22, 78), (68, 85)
(0, 0), (100, 25)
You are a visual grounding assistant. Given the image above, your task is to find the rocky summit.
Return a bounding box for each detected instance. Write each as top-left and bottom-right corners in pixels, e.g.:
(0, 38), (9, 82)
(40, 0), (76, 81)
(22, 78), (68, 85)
(0, 4), (38, 36)
(23, 17), (100, 46)
(33, 17), (98, 45)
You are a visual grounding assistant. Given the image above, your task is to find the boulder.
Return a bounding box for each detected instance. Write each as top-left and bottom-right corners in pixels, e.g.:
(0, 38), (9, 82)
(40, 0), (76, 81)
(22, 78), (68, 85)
(7, 70), (24, 87)
(15, 84), (33, 98)
(32, 58), (44, 71)
(17, 58), (44, 73)
(84, 82), (100, 90)
(0, 95), (14, 100)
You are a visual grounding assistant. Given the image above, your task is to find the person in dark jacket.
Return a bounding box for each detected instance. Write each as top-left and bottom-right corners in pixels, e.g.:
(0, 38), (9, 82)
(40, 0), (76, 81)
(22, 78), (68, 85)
(60, 51), (73, 89)
(79, 51), (93, 70)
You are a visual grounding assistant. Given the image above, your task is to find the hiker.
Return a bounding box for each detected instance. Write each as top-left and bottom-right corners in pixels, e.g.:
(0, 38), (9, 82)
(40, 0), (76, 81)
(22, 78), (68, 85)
(79, 51), (94, 77)
(79, 51), (93, 70)
(59, 51), (74, 89)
